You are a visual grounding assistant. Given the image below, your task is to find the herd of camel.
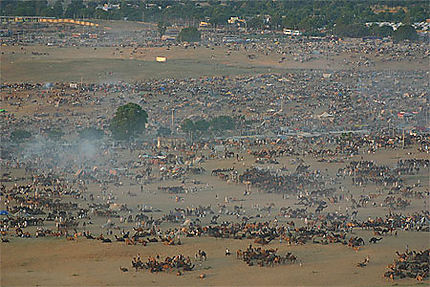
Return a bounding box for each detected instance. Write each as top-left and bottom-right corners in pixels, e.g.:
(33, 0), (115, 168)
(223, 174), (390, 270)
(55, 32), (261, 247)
(384, 249), (429, 281)
(236, 244), (297, 267)
(128, 253), (195, 274)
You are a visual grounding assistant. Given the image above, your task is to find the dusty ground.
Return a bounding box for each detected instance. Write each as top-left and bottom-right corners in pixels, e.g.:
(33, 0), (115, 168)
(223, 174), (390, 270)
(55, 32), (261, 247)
(2, 231), (429, 286)
(1, 43), (428, 83)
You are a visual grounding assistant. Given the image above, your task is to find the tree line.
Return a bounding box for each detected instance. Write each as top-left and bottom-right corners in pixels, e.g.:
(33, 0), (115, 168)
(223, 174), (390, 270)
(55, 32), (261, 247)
(2, 0), (428, 31)
(181, 115), (236, 139)
(9, 103), (237, 144)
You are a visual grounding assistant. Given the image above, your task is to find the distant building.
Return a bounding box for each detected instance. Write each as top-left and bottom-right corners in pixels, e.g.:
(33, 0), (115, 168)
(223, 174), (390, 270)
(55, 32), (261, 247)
(228, 16), (246, 26)
(283, 29), (302, 36)
(199, 21), (210, 28)
(371, 5), (408, 14)
(96, 3), (120, 12)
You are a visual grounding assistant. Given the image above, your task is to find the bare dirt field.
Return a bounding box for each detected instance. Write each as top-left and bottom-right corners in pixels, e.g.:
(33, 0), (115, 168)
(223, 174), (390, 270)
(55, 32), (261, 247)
(2, 232), (429, 287)
(1, 44), (427, 83)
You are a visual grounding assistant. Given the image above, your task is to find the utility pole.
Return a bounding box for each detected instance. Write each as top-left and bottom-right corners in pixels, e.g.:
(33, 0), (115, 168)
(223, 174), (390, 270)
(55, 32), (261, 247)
(171, 109), (175, 134)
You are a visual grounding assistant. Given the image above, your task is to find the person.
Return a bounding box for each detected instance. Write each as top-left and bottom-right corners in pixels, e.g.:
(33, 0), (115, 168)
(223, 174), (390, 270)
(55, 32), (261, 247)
(225, 248), (231, 256)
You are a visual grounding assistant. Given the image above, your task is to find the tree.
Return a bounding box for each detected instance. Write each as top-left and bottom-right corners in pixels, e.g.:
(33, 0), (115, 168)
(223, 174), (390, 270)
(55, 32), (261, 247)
(79, 127), (104, 141)
(194, 119), (210, 133)
(181, 119), (195, 133)
(64, 0), (85, 18)
(158, 22), (167, 39)
(47, 128), (65, 141)
(109, 103), (148, 141)
(177, 27), (201, 42)
(52, 0), (64, 18)
(180, 118), (209, 139)
(248, 16), (264, 30)
(210, 116), (235, 132)
(393, 25), (418, 42)
(333, 23), (369, 38)
(369, 25), (393, 37)
(10, 129), (31, 143)
(181, 118), (195, 141)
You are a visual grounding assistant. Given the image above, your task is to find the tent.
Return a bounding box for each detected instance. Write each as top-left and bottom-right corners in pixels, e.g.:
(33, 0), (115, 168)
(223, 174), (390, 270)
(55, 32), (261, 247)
(318, 112), (334, 119)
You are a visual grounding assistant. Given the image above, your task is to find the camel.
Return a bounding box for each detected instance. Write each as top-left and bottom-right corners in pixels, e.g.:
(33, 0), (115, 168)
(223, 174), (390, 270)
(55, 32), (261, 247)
(369, 237), (382, 244)
(236, 249), (243, 259)
(254, 237), (271, 245)
(119, 267), (128, 272)
(125, 238), (136, 245)
(115, 236), (125, 242)
(196, 250), (207, 261)
(15, 227), (23, 236)
(85, 233), (95, 239)
(357, 256), (370, 267)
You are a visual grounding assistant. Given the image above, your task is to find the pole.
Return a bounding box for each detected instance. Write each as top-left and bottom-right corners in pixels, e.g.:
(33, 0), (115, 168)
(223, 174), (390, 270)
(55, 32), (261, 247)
(171, 109), (175, 134)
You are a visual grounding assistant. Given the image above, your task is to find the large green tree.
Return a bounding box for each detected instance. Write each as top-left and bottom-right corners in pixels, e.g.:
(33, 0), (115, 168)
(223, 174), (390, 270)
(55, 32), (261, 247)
(110, 103), (148, 141)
